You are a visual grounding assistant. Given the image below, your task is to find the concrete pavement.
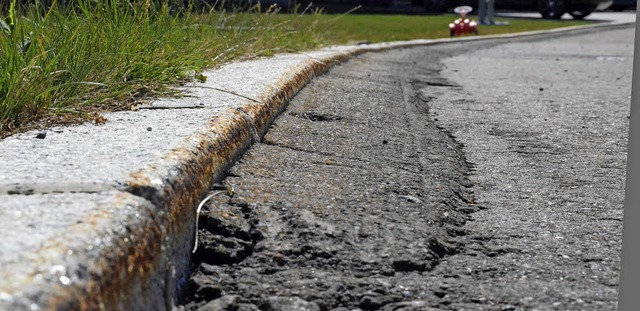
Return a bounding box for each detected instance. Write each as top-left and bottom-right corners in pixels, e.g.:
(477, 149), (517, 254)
(0, 12), (635, 311)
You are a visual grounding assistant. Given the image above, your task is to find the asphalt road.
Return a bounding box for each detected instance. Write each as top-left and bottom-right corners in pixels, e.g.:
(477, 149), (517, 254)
(178, 25), (632, 311)
(496, 10), (636, 23)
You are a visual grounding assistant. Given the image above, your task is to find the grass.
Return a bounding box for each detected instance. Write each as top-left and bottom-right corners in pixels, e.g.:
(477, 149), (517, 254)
(0, 1), (591, 138)
(278, 14), (590, 43)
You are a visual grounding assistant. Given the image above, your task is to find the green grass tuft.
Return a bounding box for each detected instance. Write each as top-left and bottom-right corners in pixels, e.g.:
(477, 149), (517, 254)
(0, 1), (328, 135)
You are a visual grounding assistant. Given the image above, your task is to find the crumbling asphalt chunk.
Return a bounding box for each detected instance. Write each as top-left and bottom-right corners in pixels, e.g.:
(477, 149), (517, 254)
(178, 42), (486, 311)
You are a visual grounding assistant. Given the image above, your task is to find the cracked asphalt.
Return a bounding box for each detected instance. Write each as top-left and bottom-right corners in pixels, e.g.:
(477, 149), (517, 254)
(177, 25), (632, 311)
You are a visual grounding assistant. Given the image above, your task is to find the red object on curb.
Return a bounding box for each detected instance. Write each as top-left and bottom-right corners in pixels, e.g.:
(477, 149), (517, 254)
(449, 6), (478, 37)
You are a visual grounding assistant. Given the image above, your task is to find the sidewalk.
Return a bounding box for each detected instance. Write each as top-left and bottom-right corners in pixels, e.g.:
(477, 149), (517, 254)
(0, 16), (634, 310)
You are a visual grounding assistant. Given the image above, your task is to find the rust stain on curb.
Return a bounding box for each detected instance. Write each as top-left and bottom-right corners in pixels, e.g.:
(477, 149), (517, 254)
(48, 211), (164, 311)
(0, 192), (164, 311)
(105, 52), (358, 310)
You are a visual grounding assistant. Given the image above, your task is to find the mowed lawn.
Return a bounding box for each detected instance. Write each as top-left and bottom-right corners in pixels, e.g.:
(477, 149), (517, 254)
(297, 14), (589, 43)
(0, 1), (590, 137)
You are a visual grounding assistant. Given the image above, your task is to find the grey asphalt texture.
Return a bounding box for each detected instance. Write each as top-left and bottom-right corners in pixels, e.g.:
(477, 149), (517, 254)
(179, 26), (632, 310)
(430, 26), (631, 309)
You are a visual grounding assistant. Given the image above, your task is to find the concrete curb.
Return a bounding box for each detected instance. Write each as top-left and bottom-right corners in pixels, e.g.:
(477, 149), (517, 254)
(0, 20), (633, 310)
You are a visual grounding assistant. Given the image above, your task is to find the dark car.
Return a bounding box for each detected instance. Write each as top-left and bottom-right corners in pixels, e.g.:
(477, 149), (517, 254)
(423, 0), (613, 19)
(609, 0), (636, 11)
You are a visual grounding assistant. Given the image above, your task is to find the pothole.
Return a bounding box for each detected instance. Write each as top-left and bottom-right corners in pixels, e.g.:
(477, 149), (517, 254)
(289, 111), (344, 122)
